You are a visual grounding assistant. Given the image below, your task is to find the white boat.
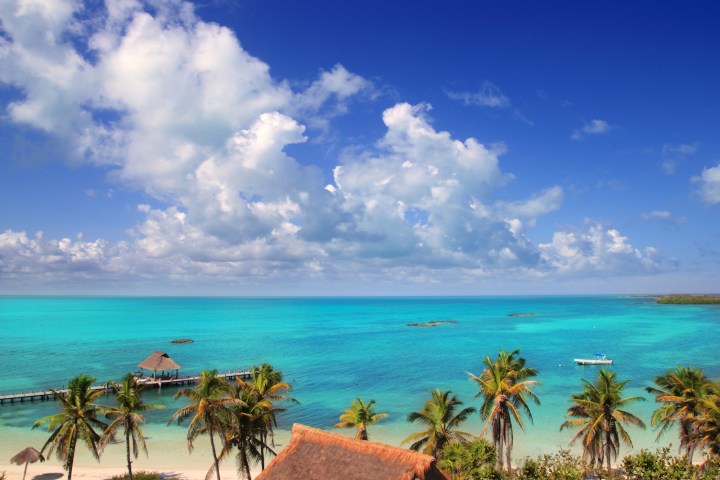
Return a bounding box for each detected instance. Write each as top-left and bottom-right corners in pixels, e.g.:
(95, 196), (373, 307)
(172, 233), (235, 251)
(574, 354), (613, 365)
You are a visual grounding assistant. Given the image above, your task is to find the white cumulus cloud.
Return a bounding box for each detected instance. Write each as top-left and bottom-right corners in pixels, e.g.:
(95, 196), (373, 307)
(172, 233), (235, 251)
(692, 163), (720, 206)
(0, 0), (671, 291)
(539, 222), (667, 276)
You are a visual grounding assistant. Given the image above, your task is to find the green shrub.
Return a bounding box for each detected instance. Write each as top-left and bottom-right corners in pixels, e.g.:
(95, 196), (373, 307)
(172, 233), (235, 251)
(697, 456), (720, 480)
(110, 472), (162, 480)
(516, 450), (587, 480)
(618, 447), (720, 480)
(438, 439), (501, 480)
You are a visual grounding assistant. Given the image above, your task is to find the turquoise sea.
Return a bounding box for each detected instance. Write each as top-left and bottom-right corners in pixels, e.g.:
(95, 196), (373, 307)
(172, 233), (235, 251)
(1, 296), (719, 467)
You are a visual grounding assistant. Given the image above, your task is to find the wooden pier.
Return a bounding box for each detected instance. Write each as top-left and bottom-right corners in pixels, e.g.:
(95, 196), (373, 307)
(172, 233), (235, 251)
(0, 370), (251, 405)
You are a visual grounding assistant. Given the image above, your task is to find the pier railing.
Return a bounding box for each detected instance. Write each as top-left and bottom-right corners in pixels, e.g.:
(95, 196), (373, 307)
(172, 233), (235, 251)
(0, 370), (251, 405)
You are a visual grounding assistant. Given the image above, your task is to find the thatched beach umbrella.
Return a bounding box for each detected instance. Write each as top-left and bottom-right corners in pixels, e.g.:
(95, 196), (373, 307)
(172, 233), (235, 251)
(138, 351), (181, 378)
(10, 446), (45, 480)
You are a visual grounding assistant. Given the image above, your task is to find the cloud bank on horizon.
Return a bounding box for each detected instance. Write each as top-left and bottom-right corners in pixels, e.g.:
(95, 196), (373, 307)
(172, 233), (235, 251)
(0, 0), (716, 294)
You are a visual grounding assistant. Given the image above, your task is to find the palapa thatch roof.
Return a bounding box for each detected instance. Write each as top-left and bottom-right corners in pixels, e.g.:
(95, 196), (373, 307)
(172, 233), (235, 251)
(255, 424), (451, 480)
(10, 446), (44, 465)
(137, 351), (180, 371)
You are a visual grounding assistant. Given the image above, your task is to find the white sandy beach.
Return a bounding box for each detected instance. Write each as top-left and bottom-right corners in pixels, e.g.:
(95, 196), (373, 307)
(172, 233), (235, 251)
(0, 424), (264, 480)
(0, 463), (259, 480)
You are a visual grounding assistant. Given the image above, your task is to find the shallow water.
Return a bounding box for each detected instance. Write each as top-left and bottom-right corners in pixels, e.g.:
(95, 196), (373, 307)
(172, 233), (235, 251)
(1, 295), (719, 467)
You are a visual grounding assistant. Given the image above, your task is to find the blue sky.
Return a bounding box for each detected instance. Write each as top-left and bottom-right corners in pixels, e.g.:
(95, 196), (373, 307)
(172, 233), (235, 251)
(1, 0), (719, 295)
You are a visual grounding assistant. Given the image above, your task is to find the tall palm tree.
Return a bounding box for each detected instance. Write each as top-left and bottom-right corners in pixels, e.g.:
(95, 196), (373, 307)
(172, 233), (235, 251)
(244, 364), (296, 469)
(694, 393), (720, 475)
(646, 366), (715, 464)
(168, 370), (237, 480)
(561, 368), (646, 471)
(32, 374), (108, 480)
(469, 348), (540, 471)
(334, 397), (388, 440)
(218, 379), (274, 480)
(402, 389), (476, 457)
(100, 373), (166, 480)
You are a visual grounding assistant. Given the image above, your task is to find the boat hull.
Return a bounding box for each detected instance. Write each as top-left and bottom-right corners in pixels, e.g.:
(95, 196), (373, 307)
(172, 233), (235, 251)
(574, 358), (613, 365)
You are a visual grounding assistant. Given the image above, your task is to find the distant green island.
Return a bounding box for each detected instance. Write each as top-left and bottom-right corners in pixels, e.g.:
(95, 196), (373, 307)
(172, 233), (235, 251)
(656, 294), (720, 304)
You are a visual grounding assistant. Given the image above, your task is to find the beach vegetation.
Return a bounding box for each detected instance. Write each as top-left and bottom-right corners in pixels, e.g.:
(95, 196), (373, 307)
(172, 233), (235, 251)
(109, 471), (161, 480)
(437, 438), (499, 480)
(621, 447), (693, 480)
(245, 363), (297, 469)
(621, 447), (720, 480)
(334, 397), (388, 441)
(32, 374), (109, 480)
(218, 379), (272, 480)
(645, 366), (716, 463)
(516, 450), (587, 480)
(403, 388), (476, 457)
(168, 370), (237, 480)
(469, 348), (540, 472)
(694, 393), (720, 474)
(100, 373), (167, 480)
(561, 368), (646, 472)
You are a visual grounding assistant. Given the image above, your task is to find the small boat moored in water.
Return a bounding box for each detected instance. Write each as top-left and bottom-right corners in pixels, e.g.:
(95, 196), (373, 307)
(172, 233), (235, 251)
(574, 353), (613, 365)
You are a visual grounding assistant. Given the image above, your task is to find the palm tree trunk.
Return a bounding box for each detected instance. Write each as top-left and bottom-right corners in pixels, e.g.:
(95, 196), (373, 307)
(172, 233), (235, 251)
(244, 449), (252, 480)
(67, 429), (77, 480)
(209, 429), (221, 480)
(605, 434), (611, 472)
(687, 444), (695, 465)
(505, 427), (513, 472)
(126, 428), (134, 480)
(260, 431), (266, 470)
(496, 416), (504, 471)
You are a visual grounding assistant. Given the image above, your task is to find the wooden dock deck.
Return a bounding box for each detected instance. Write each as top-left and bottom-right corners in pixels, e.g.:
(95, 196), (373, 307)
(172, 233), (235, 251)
(0, 370), (251, 405)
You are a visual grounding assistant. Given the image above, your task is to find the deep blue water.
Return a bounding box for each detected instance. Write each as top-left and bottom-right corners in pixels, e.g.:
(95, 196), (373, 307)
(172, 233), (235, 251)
(1, 295), (719, 457)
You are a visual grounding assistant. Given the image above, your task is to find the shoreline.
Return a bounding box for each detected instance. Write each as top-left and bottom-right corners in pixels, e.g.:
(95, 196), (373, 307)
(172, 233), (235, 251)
(0, 464), (260, 480)
(0, 416), (672, 479)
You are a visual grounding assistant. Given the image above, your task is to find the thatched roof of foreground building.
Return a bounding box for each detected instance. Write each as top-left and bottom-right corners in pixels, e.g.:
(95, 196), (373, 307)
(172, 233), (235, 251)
(256, 424), (451, 480)
(137, 351), (180, 371)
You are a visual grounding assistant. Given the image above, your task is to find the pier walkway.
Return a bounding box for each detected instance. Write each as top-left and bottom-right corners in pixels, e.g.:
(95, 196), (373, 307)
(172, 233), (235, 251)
(0, 370), (251, 405)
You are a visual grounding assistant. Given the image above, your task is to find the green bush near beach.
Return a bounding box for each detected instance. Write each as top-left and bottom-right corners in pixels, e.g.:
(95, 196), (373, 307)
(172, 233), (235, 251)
(622, 448), (720, 480)
(516, 450), (586, 480)
(110, 471), (162, 480)
(437, 438), (500, 479)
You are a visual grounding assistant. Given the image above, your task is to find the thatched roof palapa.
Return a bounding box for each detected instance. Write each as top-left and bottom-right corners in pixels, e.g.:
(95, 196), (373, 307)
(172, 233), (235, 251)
(137, 351), (180, 371)
(10, 446), (45, 480)
(10, 447), (44, 466)
(256, 424), (451, 480)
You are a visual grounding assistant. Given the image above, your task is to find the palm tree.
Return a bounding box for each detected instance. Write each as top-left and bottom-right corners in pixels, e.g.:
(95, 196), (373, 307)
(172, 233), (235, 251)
(100, 373), (167, 480)
(694, 393), (720, 475)
(561, 368), (646, 471)
(168, 370), (237, 480)
(646, 366), (715, 464)
(402, 389), (476, 457)
(244, 364), (296, 469)
(469, 348), (540, 471)
(218, 379), (274, 480)
(32, 374), (108, 480)
(334, 397), (388, 440)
